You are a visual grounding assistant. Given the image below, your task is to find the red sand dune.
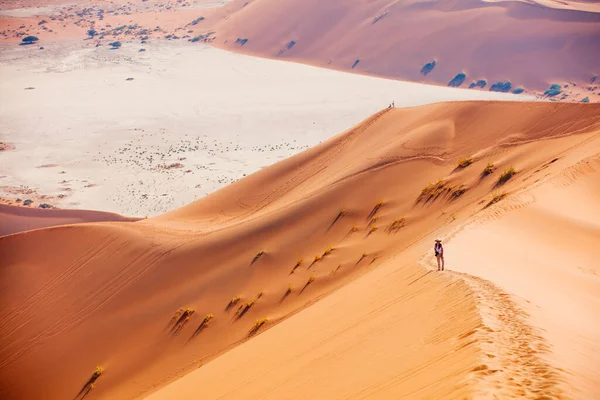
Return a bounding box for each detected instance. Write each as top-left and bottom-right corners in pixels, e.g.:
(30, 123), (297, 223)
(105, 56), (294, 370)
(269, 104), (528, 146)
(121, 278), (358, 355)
(1, 101), (600, 399)
(0, 204), (139, 237)
(213, 0), (600, 93)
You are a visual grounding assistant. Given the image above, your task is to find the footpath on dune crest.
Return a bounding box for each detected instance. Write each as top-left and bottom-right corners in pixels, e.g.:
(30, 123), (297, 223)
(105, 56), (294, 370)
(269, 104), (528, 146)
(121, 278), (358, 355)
(1, 101), (600, 400)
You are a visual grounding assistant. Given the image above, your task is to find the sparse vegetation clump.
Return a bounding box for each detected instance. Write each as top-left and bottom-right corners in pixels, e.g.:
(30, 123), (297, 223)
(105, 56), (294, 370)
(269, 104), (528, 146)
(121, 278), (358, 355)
(449, 185), (468, 200)
(373, 12), (388, 24)
(235, 300), (256, 319)
(497, 166), (516, 185)
(448, 73), (467, 87)
(418, 179), (452, 203)
(486, 192), (506, 208)
(420, 60), (436, 76)
(544, 83), (562, 97)
(291, 258), (303, 274)
(368, 200), (384, 219)
(490, 81), (512, 92)
(21, 36), (39, 45)
(191, 314), (214, 337)
(457, 156), (473, 169)
(483, 162), (495, 176)
(168, 308), (195, 335)
(469, 80), (487, 89)
(368, 225), (378, 235)
(77, 365), (104, 398)
(226, 296), (241, 311)
(331, 207), (346, 227)
(235, 37), (248, 46)
(386, 217), (406, 233)
(109, 41), (121, 49)
(251, 251), (264, 265)
(190, 17), (205, 25)
(249, 317), (268, 335)
(323, 246), (335, 257)
(581, 97), (590, 103)
(352, 59), (360, 69)
(512, 88), (524, 94)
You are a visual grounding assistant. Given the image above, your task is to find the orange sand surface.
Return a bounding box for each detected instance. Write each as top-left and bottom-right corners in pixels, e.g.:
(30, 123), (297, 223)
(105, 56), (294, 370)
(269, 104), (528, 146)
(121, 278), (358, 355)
(2, 101), (599, 399)
(0, 204), (139, 236)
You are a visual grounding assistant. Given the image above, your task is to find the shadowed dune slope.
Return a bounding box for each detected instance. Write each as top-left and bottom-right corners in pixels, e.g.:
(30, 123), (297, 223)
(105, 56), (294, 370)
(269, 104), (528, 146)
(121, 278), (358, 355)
(1, 102), (600, 400)
(214, 0), (600, 91)
(0, 204), (139, 237)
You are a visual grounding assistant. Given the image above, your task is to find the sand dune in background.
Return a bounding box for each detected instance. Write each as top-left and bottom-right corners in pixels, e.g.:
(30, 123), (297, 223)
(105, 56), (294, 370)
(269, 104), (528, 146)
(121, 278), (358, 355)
(0, 204), (139, 237)
(214, 0), (600, 100)
(1, 101), (599, 399)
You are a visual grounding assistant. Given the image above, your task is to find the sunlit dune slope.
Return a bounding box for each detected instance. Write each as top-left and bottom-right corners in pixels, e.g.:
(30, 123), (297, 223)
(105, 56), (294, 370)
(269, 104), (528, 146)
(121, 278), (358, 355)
(214, 0), (600, 92)
(0, 204), (139, 237)
(1, 101), (599, 400)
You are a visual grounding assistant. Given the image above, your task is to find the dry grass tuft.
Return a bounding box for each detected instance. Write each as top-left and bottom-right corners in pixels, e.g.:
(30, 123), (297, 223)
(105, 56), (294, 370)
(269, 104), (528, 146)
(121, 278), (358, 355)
(457, 157), (473, 169)
(168, 308), (195, 335)
(497, 167), (516, 185)
(368, 225), (378, 235)
(77, 365), (104, 398)
(449, 185), (468, 200)
(235, 300), (256, 320)
(257, 290), (264, 299)
(323, 246), (335, 257)
(418, 179), (453, 203)
(251, 251), (265, 265)
(249, 317), (268, 336)
(486, 191), (507, 208)
(330, 207), (346, 229)
(191, 314), (214, 338)
(308, 255), (322, 269)
(386, 217), (406, 233)
(483, 161), (495, 176)
(291, 258), (303, 274)
(368, 200), (384, 220)
(226, 296), (241, 311)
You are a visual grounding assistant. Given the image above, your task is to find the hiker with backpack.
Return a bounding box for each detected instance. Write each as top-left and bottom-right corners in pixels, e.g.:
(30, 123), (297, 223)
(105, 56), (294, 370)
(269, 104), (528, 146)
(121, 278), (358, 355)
(434, 239), (444, 271)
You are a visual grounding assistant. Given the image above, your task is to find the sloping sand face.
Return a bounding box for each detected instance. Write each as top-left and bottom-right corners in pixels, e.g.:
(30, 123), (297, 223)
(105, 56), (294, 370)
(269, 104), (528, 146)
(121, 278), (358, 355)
(213, 0), (600, 100)
(443, 155), (600, 398)
(1, 101), (599, 400)
(0, 40), (523, 217)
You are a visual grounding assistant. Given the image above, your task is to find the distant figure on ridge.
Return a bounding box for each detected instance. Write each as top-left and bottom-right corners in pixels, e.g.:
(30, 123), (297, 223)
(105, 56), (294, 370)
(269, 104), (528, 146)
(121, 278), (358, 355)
(392, 101), (395, 108)
(434, 239), (444, 271)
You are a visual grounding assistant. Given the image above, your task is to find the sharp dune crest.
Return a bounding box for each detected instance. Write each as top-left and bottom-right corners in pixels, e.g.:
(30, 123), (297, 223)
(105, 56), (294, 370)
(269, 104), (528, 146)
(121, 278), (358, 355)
(1, 101), (600, 399)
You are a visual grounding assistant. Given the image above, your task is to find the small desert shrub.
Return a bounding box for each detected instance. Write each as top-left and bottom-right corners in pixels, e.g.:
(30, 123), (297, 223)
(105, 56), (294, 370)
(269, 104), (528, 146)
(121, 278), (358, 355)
(291, 258), (303, 274)
(351, 225), (358, 232)
(190, 17), (205, 25)
(512, 88), (524, 94)
(286, 284), (294, 294)
(38, 19), (47, 25)
(226, 296), (241, 311)
(352, 59), (360, 69)
(257, 290), (264, 299)
(249, 317), (268, 335)
(449, 185), (468, 200)
(448, 73), (466, 87)
(544, 84), (562, 97)
(469, 80), (487, 89)
(387, 217), (406, 233)
(235, 37), (248, 46)
(373, 12), (388, 24)
(368, 225), (378, 235)
(331, 208), (346, 227)
(368, 200), (384, 219)
(21, 36), (39, 44)
(286, 40), (296, 49)
(109, 41), (121, 49)
(323, 246), (335, 257)
(581, 97), (590, 103)
(420, 60), (436, 76)
(489, 81), (512, 93)
(486, 192), (506, 208)
(87, 29), (97, 37)
(483, 162), (495, 176)
(497, 167), (516, 185)
(418, 179), (452, 203)
(251, 251), (264, 264)
(457, 157), (473, 169)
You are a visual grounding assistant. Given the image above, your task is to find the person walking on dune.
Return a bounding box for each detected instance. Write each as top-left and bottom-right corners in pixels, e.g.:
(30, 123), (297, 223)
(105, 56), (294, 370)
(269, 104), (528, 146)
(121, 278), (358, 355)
(434, 239), (444, 271)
